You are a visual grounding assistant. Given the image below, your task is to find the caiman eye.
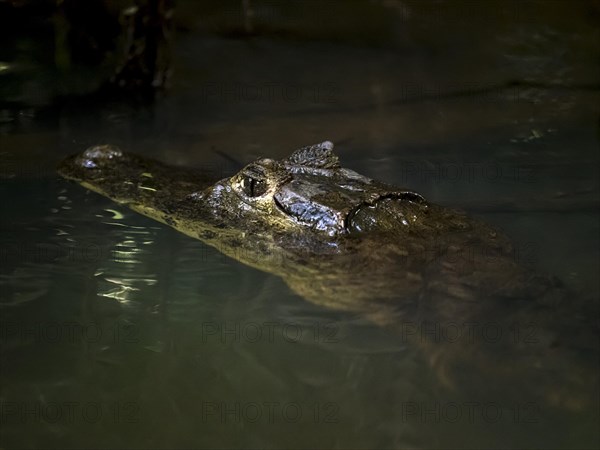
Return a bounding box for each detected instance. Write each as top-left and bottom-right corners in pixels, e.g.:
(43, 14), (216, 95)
(240, 176), (268, 197)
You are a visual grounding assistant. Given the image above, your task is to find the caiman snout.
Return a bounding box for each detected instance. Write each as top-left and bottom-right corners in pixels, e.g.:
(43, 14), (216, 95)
(57, 144), (128, 182)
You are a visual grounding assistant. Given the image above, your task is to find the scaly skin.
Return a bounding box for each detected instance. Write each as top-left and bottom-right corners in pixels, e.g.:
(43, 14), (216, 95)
(59, 141), (598, 412)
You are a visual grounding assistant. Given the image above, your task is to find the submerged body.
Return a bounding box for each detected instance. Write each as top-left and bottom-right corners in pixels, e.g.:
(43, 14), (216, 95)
(59, 141), (598, 411)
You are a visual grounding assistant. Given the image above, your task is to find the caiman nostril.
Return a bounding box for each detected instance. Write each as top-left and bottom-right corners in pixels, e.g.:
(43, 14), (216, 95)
(74, 145), (124, 170)
(81, 145), (123, 161)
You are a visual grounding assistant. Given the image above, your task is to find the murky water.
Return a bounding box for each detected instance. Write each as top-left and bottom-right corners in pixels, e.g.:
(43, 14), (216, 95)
(1, 1), (599, 449)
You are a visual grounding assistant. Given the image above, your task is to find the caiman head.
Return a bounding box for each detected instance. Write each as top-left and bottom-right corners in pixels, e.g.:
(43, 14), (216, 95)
(58, 140), (510, 313)
(58, 141), (431, 273)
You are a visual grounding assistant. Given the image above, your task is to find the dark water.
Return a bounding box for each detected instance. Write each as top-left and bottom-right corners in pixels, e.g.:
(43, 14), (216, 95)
(1, 1), (599, 449)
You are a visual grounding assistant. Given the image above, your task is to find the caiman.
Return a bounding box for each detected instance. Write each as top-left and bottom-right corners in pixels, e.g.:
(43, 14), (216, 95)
(58, 141), (599, 413)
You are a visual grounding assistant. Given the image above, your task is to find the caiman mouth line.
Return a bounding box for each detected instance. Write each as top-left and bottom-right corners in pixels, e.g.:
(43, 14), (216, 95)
(273, 195), (287, 216)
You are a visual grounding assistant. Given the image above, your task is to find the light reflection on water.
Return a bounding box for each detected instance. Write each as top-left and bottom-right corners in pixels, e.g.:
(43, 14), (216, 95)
(94, 216), (160, 309)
